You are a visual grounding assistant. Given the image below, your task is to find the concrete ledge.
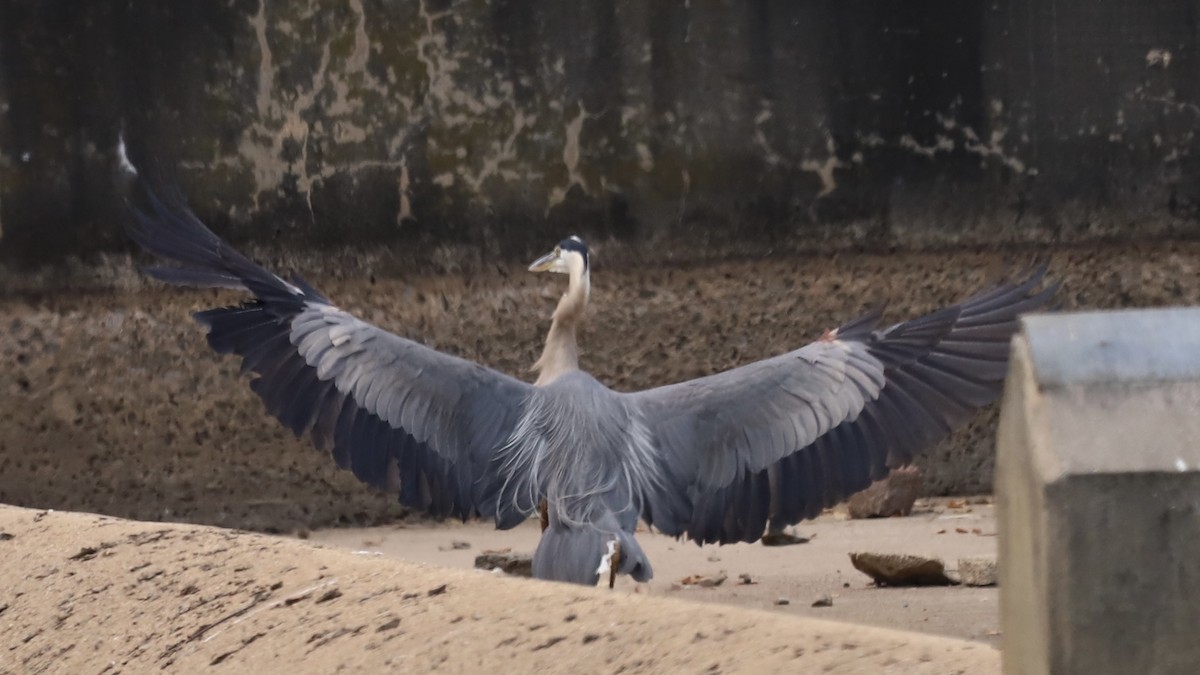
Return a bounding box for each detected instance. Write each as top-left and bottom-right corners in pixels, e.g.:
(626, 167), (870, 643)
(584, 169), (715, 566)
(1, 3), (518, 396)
(0, 504), (997, 674)
(998, 309), (1200, 675)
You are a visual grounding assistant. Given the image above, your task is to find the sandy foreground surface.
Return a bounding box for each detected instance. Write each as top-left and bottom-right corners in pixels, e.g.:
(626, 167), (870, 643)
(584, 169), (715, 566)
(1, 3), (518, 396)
(0, 502), (999, 674)
(310, 498), (1000, 644)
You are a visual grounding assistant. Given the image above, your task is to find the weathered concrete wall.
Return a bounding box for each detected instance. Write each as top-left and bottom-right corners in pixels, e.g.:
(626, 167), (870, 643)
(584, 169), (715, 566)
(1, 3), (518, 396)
(1, 0), (1198, 267)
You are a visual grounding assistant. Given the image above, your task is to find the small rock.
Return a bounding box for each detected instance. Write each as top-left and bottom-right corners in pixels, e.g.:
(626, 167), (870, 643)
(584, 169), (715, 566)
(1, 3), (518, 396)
(849, 552), (956, 586)
(774, 597), (790, 606)
(737, 573), (755, 585)
(680, 572), (727, 588)
(957, 556), (999, 587)
(811, 594), (833, 608)
(439, 540), (471, 551)
(761, 530), (811, 547)
(474, 550), (533, 577)
(846, 465), (924, 519)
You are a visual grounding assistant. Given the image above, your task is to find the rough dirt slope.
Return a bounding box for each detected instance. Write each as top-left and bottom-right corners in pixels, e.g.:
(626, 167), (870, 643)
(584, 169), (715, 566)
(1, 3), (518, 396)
(0, 505), (998, 674)
(3, 242), (1195, 532)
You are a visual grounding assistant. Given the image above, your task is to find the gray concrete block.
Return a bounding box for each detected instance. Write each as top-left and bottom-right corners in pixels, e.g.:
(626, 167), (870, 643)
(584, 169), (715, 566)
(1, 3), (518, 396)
(997, 308), (1200, 675)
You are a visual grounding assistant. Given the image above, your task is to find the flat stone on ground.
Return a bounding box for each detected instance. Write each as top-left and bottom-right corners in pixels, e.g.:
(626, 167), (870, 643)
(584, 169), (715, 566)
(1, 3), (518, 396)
(957, 557), (998, 587)
(850, 552), (956, 586)
(474, 550), (533, 577)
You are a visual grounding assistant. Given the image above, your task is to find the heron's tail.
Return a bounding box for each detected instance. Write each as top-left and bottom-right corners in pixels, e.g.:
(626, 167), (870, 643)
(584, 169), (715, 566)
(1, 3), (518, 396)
(532, 511), (653, 586)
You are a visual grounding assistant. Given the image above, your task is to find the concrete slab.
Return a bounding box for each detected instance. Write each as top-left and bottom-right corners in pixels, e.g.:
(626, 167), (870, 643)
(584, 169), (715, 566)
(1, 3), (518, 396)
(997, 308), (1200, 675)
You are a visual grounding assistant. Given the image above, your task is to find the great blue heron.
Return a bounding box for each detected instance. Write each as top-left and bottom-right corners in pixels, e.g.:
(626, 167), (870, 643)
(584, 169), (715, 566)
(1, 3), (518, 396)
(128, 190), (1056, 588)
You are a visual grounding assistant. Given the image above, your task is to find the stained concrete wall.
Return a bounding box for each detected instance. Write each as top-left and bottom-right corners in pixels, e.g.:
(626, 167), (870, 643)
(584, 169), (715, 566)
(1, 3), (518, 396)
(1, 0), (1198, 268)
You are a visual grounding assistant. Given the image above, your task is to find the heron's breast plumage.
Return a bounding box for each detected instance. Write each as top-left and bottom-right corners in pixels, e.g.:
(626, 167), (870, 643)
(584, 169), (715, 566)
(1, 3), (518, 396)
(496, 371), (658, 529)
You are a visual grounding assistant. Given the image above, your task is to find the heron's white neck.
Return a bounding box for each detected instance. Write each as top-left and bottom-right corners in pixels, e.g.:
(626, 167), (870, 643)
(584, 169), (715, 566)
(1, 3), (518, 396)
(533, 260), (590, 385)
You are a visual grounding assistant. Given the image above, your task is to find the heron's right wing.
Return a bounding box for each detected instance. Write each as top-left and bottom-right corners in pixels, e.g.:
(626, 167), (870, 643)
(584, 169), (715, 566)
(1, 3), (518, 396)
(127, 190), (531, 522)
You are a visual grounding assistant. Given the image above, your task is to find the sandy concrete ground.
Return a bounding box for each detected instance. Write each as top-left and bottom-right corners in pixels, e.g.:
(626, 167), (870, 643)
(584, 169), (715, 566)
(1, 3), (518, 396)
(310, 498), (1001, 645)
(0, 504), (999, 674)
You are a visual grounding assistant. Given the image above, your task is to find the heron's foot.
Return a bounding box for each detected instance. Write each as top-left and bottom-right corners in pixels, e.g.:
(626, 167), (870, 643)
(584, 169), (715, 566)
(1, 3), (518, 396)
(595, 540), (621, 588)
(761, 529), (811, 547)
(608, 542), (622, 589)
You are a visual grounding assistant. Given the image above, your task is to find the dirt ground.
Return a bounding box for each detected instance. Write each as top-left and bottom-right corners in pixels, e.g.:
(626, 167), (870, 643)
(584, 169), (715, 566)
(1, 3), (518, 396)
(0, 503), (1000, 674)
(3, 241), (1198, 531)
(309, 497), (1001, 645)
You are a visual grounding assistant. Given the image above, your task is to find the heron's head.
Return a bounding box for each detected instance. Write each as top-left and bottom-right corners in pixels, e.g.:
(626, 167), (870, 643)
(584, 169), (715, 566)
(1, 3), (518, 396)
(528, 236), (589, 277)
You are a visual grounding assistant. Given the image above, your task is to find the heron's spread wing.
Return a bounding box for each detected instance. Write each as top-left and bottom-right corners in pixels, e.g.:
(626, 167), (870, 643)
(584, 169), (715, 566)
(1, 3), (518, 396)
(630, 268), (1056, 544)
(127, 191), (530, 521)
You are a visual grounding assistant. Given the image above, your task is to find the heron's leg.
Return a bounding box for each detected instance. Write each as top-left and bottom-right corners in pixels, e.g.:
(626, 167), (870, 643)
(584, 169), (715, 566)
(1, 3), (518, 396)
(538, 499), (548, 533)
(608, 542), (622, 589)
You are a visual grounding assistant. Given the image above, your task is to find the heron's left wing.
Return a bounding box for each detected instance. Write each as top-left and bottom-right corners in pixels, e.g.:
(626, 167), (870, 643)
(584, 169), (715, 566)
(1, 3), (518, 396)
(627, 268), (1055, 545)
(127, 190), (531, 522)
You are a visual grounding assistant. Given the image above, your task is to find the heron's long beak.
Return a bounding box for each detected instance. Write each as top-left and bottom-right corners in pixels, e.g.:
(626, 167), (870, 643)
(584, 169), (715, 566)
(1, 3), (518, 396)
(528, 249), (564, 273)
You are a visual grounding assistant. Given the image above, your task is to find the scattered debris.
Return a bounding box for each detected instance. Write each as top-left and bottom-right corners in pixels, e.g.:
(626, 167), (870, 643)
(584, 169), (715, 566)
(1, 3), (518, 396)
(680, 572), (727, 588)
(531, 636), (566, 651)
(474, 550), (533, 577)
(847, 466), (923, 519)
(315, 588), (343, 603)
(811, 594), (833, 608)
(294, 528), (310, 540)
(849, 552), (956, 586)
(957, 557), (998, 587)
(707, 555), (721, 562)
(737, 573), (756, 585)
(0, 532), (14, 541)
(774, 597), (790, 606)
(427, 584), (448, 597)
(761, 530), (811, 547)
(68, 543), (115, 562)
(439, 540), (471, 551)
